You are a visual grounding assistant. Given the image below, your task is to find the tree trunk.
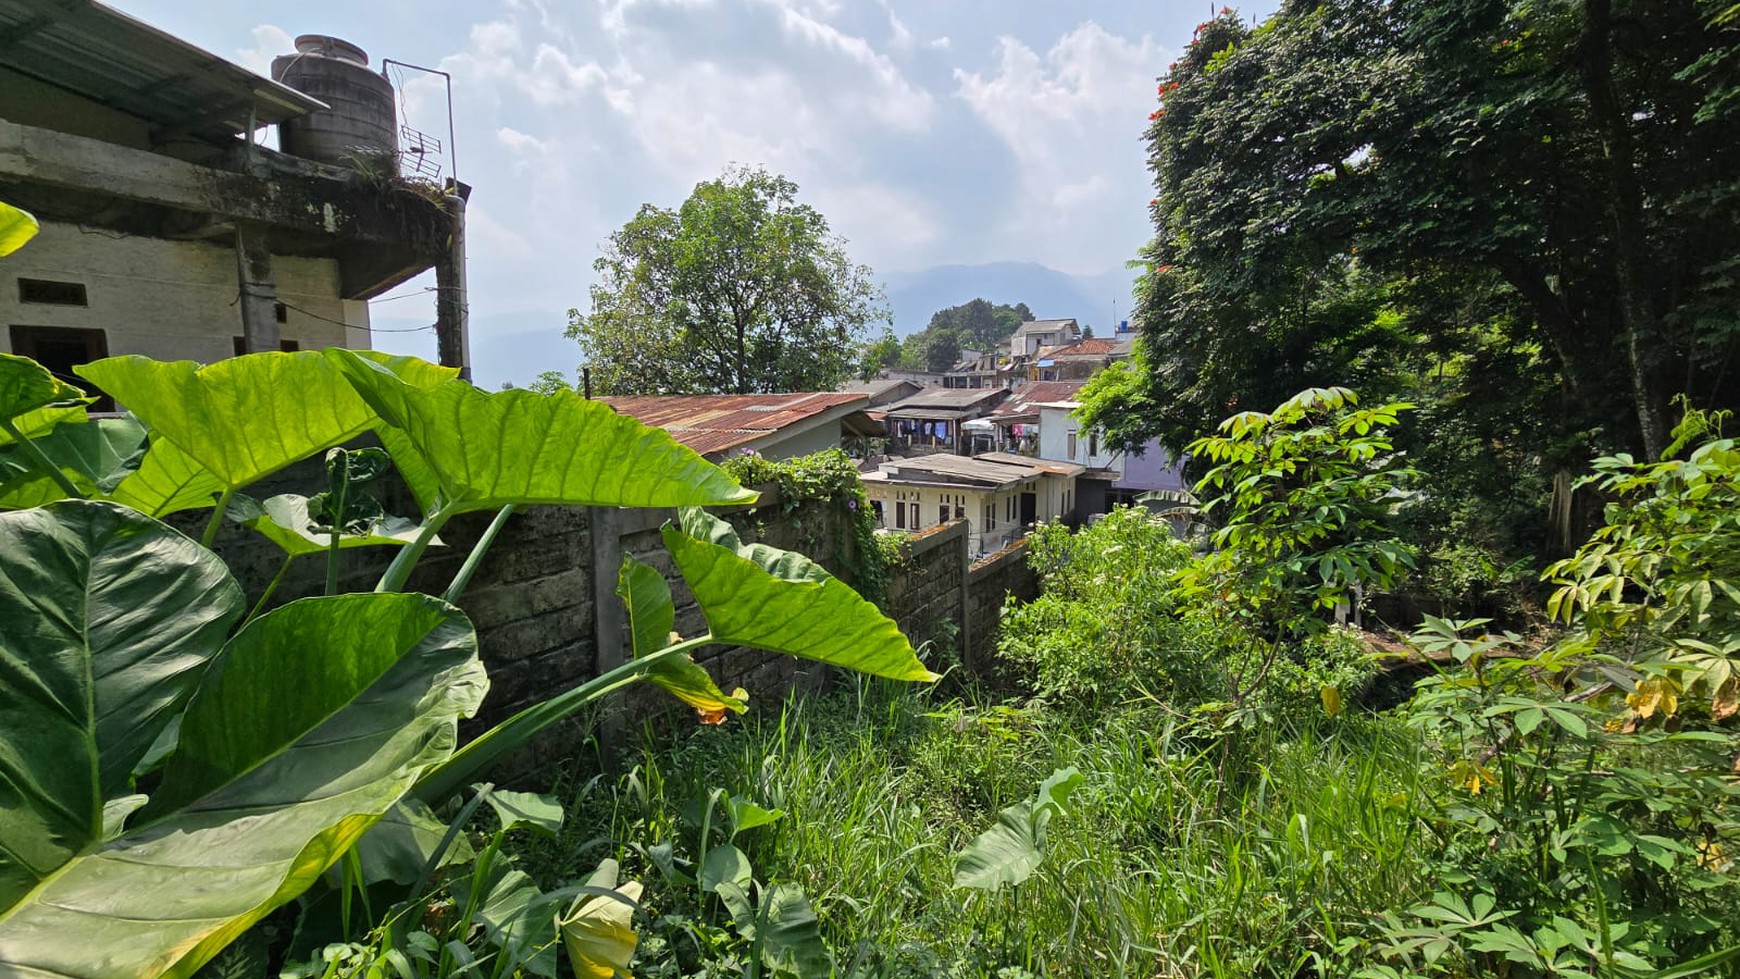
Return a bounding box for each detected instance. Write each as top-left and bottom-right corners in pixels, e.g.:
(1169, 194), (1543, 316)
(1581, 0), (1669, 459)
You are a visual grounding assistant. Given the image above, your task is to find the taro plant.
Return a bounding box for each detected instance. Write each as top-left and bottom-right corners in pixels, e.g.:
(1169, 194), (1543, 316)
(0, 338), (935, 978)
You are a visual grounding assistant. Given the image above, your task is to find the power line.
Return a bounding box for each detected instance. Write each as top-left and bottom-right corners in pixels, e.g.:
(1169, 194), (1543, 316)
(278, 298), (434, 334)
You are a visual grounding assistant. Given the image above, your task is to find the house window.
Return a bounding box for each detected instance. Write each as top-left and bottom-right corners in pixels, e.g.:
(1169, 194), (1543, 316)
(9, 325), (111, 410)
(895, 502), (906, 530)
(17, 278), (87, 306)
(232, 336), (302, 356)
(984, 503), (994, 530)
(871, 500), (884, 524)
(1067, 432), (1077, 460)
(275, 302), (288, 323)
(1088, 431), (1098, 457)
(1005, 496), (1014, 520)
(955, 504), (965, 519)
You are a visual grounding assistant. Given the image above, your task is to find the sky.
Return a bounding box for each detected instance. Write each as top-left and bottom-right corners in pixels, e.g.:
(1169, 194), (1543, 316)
(116, 0), (1275, 387)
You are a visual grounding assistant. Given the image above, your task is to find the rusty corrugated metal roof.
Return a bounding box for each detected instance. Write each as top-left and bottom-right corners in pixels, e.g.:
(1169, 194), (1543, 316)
(598, 392), (870, 457)
(990, 380), (1087, 419)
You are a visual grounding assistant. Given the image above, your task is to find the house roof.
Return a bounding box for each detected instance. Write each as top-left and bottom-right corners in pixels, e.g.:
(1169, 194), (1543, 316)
(599, 392), (875, 458)
(1047, 338), (1121, 359)
(1013, 318), (1078, 338)
(837, 378), (919, 405)
(882, 386), (1008, 419)
(989, 380), (1086, 421)
(0, 0), (326, 145)
(974, 452), (1086, 477)
(867, 452), (1078, 490)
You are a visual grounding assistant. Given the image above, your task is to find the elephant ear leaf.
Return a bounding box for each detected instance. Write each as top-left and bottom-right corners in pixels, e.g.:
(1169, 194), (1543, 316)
(0, 591), (488, 979)
(0, 352), (84, 431)
(74, 352), (379, 494)
(231, 493), (428, 557)
(952, 767), (1083, 892)
(662, 508), (938, 682)
(0, 499), (243, 907)
(0, 416), (146, 509)
(559, 860), (643, 979)
(326, 348), (756, 512)
(107, 435), (228, 516)
(0, 201), (36, 257)
(617, 554), (746, 719)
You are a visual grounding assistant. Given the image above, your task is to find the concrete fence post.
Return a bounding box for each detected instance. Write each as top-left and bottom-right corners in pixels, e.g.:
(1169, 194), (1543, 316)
(589, 505), (626, 760)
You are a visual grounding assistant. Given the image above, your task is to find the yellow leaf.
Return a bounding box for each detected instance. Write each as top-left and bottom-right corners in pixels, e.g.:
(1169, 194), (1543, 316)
(1713, 679), (1737, 722)
(1319, 685), (1342, 717)
(1626, 678), (1678, 719)
(560, 864), (643, 979)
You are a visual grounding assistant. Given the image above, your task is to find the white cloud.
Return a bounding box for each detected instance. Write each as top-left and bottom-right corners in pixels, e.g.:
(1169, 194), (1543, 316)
(496, 126), (545, 154)
(235, 24), (292, 75)
(954, 22), (1168, 273)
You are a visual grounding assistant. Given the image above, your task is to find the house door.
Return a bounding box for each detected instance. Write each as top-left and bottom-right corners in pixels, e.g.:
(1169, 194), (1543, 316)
(1019, 491), (1036, 527)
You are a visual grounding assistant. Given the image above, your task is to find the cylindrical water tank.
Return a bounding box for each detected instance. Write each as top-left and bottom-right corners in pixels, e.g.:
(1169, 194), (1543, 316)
(272, 35), (398, 170)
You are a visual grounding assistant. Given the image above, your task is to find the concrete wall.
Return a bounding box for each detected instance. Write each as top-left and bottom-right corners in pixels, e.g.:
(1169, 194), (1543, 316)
(1, 220), (368, 363)
(197, 460), (1038, 776)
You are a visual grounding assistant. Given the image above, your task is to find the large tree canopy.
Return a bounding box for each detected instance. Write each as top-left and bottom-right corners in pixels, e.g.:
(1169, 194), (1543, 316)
(1080, 0), (1740, 466)
(568, 166), (887, 395)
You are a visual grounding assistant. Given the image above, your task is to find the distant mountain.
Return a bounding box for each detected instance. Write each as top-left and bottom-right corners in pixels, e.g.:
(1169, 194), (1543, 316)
(882, 261), (1140, 338)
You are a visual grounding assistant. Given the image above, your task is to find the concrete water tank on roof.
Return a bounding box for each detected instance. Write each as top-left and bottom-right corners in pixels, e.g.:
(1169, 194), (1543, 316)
(272, 35), (398, 169)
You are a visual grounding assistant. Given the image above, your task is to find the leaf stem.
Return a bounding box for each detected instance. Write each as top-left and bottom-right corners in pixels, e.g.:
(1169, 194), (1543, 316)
(245, 554), (296, 624)
(444, 504), (516, 603)
(325, 456), (349, 596)
(413, 635), (714, 803)
(376, 500), (459, 593)
(0, 416), (84, 499)
(200, 487), (235, 547)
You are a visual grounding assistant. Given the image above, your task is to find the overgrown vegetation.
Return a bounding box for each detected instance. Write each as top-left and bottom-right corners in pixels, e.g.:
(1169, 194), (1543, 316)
(0, 261), (933, 978)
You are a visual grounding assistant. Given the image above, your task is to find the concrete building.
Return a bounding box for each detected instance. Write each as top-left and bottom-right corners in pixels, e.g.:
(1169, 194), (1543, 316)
(1036, 401), (1186, 513)
(0, 4), (466, 399)
(837, 377), (922, 407)
(863, 452), (1082, 557)
(598, 392), (881, 462)
(880, 385), (1010, 453)
(1028, 337), (1128, 381)
(1009, 318), (1080, 358)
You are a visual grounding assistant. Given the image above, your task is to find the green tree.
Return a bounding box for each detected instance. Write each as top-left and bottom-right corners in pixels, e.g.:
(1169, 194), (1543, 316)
(921, 327), (963, 372)
(527, 369), (574, 395)
(567, 166), (887, 395)
(1081, 0), (1740, 465)
(857, 327), (902, 380)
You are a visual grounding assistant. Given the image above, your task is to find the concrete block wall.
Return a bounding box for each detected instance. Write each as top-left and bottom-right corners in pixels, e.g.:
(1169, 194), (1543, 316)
(881, 520), (970, 668)
(966, 540), (1041, 669)
(201, 467), (1038, 775)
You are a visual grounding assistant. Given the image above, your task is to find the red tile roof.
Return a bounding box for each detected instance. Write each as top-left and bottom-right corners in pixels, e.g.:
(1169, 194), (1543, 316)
(598, 392), (870, 457)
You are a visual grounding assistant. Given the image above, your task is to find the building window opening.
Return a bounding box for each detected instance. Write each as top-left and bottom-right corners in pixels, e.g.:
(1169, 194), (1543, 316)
(17, 278), (88, 306)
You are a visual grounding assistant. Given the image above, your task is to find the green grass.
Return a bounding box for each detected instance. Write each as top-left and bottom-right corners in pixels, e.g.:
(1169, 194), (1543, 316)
(522, 679), (1436, 978)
